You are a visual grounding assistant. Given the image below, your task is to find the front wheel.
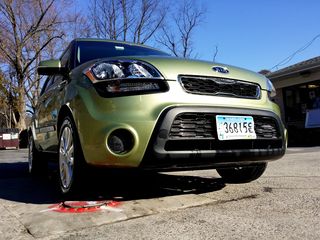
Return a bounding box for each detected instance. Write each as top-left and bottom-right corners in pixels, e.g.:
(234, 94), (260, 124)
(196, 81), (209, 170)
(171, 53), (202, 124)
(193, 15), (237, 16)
(216, 163), (267, 183)
(58, 117), (85, 195)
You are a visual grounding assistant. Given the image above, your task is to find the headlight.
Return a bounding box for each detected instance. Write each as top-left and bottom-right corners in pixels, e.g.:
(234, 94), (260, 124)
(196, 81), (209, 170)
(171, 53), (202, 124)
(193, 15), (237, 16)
(91, 62), (125, 80)
(266, 78), (276, 98)
(84, 60), (168, 97)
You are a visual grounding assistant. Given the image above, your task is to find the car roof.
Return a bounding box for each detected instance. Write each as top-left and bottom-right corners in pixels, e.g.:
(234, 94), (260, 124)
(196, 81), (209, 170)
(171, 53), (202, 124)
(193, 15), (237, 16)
(74, 38), (160, 52)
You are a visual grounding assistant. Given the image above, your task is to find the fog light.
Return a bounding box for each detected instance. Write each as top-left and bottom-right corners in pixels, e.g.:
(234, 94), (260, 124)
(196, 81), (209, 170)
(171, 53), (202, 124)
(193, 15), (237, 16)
(107, 129), (134, 154)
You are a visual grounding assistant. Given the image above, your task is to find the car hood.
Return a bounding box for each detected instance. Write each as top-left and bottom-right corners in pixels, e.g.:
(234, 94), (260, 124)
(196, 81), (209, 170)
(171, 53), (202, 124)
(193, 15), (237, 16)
(133, 56), (268, 89)
(76, 55), (269, 89)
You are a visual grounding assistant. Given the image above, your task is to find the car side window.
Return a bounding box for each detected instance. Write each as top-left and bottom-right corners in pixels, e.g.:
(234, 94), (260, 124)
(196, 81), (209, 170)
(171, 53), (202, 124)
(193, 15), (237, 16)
(60, 45), (72, 71)
(40, 76), (54, 95)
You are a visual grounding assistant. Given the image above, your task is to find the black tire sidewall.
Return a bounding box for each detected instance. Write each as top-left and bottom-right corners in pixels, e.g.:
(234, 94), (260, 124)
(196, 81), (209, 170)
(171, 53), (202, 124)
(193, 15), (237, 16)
(217, 163), (267, 183)
(58, 116), (84, 195)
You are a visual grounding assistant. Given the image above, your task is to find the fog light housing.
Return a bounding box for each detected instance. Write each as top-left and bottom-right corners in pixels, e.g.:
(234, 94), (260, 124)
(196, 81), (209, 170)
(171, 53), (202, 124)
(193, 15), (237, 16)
(107, 129), (134, 154)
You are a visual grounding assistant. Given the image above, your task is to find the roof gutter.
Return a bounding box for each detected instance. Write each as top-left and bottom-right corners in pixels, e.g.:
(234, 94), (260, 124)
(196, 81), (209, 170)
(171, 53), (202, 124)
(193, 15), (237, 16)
(268, 65), (320, 80)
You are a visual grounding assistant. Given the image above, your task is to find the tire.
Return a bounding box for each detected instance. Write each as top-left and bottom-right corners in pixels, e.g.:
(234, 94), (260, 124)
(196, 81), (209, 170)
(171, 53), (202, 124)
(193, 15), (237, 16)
(216, 163), (267, 183)
(58, 117), (85, 195)
(28, 135), (47, 176)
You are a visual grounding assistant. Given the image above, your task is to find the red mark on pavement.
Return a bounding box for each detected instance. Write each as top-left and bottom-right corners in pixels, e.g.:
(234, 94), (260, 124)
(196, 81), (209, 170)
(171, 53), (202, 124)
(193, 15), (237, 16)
(43, 201), (121, 213)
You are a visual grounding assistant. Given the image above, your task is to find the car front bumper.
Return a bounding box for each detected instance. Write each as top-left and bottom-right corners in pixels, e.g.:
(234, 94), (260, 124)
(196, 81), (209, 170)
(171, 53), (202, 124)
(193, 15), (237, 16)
(73, 81), (287, 169)
(140, 107), (286, 171)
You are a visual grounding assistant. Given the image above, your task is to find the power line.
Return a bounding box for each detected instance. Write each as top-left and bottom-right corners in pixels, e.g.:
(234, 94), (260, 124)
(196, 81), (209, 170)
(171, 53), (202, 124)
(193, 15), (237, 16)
(269, 33), (320, 71)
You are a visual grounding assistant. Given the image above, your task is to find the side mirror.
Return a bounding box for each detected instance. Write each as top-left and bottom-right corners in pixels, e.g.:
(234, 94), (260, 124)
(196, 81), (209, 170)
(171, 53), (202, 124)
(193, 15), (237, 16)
(37, 60), (67, 75)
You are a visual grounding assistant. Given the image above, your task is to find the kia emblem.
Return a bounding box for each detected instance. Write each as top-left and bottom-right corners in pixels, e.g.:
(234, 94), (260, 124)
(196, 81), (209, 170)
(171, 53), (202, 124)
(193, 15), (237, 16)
(212, 66), (229, 74)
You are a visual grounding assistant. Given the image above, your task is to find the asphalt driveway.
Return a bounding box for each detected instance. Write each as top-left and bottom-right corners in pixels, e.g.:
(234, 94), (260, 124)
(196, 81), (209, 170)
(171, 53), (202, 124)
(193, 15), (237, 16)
(0, 147), (319, 240)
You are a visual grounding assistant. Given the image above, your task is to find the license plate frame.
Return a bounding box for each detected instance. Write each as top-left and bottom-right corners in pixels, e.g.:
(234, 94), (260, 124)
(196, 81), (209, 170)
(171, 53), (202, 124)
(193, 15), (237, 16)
(216, 115), (256, 141)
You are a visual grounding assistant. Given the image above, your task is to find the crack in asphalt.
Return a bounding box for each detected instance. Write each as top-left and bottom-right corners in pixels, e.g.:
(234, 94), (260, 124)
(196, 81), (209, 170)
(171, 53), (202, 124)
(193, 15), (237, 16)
(263, 187), (273, 193)
(265, 187), (320, 190)
(1, 203), (35, 239)
(26, 228), (35, 239)
(215, 194), (259, 204)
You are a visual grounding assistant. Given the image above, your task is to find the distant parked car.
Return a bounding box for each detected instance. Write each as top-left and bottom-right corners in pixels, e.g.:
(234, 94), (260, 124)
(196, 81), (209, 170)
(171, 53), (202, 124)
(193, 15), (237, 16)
(29, 38), (287, 194)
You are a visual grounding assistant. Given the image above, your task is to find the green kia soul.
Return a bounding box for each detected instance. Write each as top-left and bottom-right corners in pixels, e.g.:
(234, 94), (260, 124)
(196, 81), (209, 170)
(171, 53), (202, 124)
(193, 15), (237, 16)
(29, 38), (287, 194)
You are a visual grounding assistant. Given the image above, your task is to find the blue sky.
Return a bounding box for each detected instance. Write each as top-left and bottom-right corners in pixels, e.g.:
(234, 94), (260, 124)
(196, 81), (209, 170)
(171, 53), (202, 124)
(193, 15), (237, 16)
(77, 0), (320, 72)
(196, 0), (320, 72)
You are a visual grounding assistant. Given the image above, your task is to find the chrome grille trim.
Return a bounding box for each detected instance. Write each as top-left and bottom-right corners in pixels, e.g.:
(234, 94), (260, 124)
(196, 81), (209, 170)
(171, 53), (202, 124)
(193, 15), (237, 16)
(178, 76), (261, 99)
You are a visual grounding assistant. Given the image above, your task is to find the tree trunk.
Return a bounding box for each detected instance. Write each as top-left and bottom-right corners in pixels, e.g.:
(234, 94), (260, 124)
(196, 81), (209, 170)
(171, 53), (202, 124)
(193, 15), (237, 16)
(16, 84), (26, 130)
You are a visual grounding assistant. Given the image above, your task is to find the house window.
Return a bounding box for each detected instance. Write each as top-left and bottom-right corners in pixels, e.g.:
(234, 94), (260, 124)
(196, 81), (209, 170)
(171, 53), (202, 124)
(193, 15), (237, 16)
(283, 81), (320, 125)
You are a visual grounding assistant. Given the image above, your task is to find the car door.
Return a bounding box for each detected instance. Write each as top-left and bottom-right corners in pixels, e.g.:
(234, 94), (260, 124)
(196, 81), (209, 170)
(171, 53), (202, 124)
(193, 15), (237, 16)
(34, 76), (54, 150)
(35, 75), (67, 151)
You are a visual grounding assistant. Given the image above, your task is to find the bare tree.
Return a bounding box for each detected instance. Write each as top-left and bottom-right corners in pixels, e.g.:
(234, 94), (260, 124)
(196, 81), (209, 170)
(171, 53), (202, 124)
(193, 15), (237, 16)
(120, 0), (130, 41)
(157, 0), (205, 58)
(89, 0), (166, 44)
(0, 71), (10, 128)
(0, 69), (17, 128)
(69, 12), (92, 39)
(23, 3), (91, 115)
(132, 0), (166, 44)
(213, 45), (219, 62)
(90, 0), (121, 39)
(0, 0), (70, 129)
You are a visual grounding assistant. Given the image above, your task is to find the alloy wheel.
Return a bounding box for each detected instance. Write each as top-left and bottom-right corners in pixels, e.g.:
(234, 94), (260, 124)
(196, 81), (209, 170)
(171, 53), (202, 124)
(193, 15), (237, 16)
(59, 123), (75, 192)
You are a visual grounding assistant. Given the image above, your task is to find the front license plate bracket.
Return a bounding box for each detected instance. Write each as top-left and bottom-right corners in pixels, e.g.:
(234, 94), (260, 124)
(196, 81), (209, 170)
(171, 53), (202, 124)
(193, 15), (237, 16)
(216, 115), (257, 141)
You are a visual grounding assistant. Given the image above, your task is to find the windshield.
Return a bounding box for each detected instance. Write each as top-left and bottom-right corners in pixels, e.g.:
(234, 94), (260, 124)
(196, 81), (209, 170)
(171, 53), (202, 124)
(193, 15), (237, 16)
(76, 41), (170, 66)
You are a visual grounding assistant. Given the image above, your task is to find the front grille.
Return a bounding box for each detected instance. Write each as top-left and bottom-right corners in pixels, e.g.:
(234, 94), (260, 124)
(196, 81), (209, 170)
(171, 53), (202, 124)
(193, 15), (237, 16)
(169, 113), (280, 140)
(169, 113), (215, 138)
(179, 76), (260, 99)
(254, 116), (279, 139)
(167, 113), (282, 151)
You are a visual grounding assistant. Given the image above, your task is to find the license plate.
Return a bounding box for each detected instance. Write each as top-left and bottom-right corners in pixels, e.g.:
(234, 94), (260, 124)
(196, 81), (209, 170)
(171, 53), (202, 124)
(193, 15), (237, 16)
(216, 115), (256, 140)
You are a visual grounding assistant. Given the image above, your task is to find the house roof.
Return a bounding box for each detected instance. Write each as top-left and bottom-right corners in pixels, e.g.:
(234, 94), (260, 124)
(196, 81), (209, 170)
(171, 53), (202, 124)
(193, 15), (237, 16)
(267, 56), (320, 79)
